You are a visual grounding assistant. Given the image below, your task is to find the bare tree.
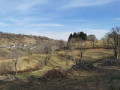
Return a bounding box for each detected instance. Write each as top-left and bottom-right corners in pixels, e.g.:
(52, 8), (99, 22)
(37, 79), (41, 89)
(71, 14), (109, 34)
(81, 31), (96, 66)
(101, 37), (107, 47)
(107, 26), (120, 59)
(35, 39), (58, 65)
(13, 53), (18, 75)
(67, 37), (86, 64)
(67, 38), (76, 61)
(41, 40), (56, 65)
(105, 34), (111, 48)
(76, 38), (86, 63)
(10, 49), (22, 75)
(35, 39), (43, 54)
(87, 34), (96, 48)
(101, 35), (111, 48)
(57, 40), (66, 49)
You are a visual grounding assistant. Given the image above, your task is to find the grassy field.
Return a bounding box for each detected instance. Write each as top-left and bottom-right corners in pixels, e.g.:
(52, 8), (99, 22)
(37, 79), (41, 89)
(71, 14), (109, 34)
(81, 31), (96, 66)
(0, 49), (113, 77)
(0, 48), (118, 90)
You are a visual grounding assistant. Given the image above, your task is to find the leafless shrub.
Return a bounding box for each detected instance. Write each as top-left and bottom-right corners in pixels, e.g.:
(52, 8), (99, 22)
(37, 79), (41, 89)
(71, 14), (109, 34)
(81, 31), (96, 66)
(67, 38), (76, 61)
(106, 26), (120, 59)
(8, 49), (23, 75)
(57, 40), (67, 49)
(87, 34), (97, 48)
(76, 38), (86, 63)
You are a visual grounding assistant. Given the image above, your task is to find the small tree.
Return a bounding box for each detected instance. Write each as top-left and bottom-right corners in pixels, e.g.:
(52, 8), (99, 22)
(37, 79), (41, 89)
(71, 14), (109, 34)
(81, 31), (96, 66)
(68, 32), (87, 41)
(101, 37), (107, 47)
(41, 41), (56, 65)
(68, 37), (86, 64)
(57, 40), (66, 49)
(67, 38), (76, 61)
(68, 33), (73, 42)
(76, 38), (86, 63)
(10, 49), (22, 75)
(106, 36), (110, 48)
(107, 26), (120, 59)
(87, 34), (96, 48)
(78, 32), (87, 40)
(64, 48), (70, 65)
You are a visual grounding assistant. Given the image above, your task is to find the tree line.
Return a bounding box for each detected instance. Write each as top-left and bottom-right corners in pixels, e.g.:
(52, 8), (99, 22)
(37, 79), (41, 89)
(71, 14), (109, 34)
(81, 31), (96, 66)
(68, 31), (97, 48)
(68, 26), (120, 60)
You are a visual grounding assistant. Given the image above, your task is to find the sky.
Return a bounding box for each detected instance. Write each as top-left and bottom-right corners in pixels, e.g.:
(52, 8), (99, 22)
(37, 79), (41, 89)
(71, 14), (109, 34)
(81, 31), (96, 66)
(0, 0), (120, 40)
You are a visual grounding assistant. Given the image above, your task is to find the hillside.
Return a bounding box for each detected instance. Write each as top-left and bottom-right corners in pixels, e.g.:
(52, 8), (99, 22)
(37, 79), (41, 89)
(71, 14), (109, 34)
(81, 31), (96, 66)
(0, 31), (119, 90)
(0, 32), (52, 46)
(0, 32), (62, 60)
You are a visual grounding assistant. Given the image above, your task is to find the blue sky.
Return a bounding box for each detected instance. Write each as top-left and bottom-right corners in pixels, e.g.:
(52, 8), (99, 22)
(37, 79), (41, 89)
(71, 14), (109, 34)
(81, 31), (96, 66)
(0, 0), (120, 40)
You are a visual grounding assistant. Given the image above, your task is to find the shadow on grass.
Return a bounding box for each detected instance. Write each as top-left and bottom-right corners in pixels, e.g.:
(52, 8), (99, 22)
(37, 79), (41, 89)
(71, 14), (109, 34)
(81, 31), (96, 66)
(84, 56), (114, 65)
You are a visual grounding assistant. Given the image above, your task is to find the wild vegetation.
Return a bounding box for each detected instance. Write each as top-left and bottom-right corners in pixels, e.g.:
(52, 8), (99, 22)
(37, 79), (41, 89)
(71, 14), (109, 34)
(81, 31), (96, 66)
(0, 26), (120, 90)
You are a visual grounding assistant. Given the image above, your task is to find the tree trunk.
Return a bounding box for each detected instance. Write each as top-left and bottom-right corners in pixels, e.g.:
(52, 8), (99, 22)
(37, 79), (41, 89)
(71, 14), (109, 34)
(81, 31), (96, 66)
(80, 52), (83, 63)
(14, 59), (17, 75)
(114, 49), (119, 59)
(93, 41), (95, 48)
(45, 59), (47, 65)
(71, 47), (74, 61)
(45, 54), (51, 65)
(15, 64), (17, 75)
(66, 60), (69, 66)
(45, 55), (48, 65)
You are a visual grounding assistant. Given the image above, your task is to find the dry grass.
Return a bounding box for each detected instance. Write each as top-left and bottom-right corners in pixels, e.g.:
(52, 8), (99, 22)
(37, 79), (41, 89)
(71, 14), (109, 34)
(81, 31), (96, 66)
(83, 49), (113, 60)
(0, 49), (113, 76)
(12, 48), (113, 80)
(58, 49), (113, 63)
(0, 48), (119, 90)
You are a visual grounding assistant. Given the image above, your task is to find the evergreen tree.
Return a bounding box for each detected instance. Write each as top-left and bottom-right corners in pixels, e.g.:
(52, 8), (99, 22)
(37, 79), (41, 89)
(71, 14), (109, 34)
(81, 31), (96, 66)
(68, 32), (87, 41)
(73, 32), (77, 38)
(68, 33), (73, 41)
(79, 32), (87, 40)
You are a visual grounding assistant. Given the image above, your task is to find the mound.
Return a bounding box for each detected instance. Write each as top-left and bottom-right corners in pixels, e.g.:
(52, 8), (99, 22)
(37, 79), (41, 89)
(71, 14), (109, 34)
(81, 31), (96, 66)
(100, 59), (120, 66)
(39, 69), (67, 81)
(71, 62), (96, 71)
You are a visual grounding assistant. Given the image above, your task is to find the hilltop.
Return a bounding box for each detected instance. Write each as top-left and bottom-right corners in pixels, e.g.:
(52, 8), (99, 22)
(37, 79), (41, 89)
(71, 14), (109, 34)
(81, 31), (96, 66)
(0, 32), (53, 47)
